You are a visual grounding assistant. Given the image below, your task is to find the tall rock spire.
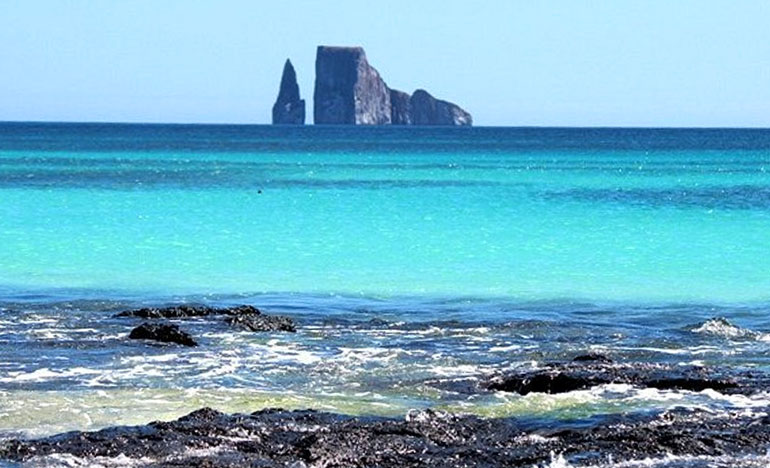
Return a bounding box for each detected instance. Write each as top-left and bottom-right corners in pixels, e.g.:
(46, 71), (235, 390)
(272, 59), (305, 125)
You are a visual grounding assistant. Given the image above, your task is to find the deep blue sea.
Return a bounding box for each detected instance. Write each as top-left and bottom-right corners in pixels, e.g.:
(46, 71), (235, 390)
(2, 123), (770, 466)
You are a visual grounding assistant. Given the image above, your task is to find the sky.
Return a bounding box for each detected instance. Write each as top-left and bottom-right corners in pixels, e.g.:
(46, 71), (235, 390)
(0, 0), (768, 127)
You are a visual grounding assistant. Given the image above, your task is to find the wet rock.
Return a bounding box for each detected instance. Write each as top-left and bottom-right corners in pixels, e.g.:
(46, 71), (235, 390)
(225, 313), (296, 332)
(5, 406), (770, 467)
(314, 46), (391, 125)
(272, 59), (306, 125)
(485, 362), (740, 395)
(116, 304), (261, 319)
(572, 353), (613, 363)
(409, 89), (472, 126)
(129, 322), (197, 347)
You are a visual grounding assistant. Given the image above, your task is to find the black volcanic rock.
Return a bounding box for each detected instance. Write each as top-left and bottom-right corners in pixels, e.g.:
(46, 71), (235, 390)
(272, 59), (305, 125)
(129, 322), (197, 347)
(225, 313), (296, 332)
(485, 362), (740, 395)
(410, 89), (472, 126)
(573, 353), (613, 363)
(389, 88), (412, 125)
(6, 406), (770, 467)
(314, 46), (392, 125)
(116, 304), (261, 319)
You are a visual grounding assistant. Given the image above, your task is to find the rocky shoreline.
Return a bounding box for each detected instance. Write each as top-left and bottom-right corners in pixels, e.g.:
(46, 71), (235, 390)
(3, 404), (770, 467)
(4, 303), (770, 466)
(3, 353), (770, 466)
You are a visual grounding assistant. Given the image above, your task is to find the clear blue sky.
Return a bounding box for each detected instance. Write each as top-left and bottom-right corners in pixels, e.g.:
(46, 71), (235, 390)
(1, 1), (768, 126)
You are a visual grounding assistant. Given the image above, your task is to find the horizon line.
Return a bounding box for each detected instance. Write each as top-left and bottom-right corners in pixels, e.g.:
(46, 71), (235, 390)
(1, 120), (770, 131)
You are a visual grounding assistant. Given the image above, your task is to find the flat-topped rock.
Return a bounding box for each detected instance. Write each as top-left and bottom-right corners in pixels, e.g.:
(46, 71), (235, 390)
(272, 59), (305, 125)
(312, 45), (472, 126)
(314, 46), (391, 125)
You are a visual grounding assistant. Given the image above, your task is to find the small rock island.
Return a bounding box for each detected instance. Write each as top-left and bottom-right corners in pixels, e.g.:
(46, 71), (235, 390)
(271, 59), (305, 125)
(272, 46), (472, 126)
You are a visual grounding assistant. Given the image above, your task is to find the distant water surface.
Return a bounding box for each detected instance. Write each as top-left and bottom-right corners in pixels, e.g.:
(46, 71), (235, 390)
(1, 123), (769, 302)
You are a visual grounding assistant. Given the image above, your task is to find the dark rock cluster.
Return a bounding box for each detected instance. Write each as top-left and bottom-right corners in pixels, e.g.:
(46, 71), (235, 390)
(4, 405), (770, 467)
(119, 304), (296, 346)
(116, 304), (261, 319)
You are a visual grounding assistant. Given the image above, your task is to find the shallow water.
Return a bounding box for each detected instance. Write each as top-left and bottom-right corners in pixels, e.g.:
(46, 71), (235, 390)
(2, 124), (770, 466)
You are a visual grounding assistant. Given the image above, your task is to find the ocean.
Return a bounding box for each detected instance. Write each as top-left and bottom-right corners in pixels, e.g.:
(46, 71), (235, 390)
(2, 123), (770, 466)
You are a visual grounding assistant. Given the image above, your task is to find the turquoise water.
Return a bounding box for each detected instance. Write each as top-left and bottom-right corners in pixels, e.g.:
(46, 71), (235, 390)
(3, 123), (770, 451)
(1, 124), (770, 302)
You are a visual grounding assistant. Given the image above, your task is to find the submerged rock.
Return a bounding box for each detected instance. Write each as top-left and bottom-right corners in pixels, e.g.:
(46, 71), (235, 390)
(409, 89), (472, 126)
(5, 406), (770, 467)
(225, 313), (296, 332)
(314, 46), (391, 125)
(272, 59), (305, 125)
(116, 304), (260, 319)
(129, 322), (197, 347)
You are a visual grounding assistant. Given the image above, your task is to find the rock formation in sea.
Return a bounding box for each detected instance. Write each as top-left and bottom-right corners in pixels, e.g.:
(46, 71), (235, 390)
(314, 46), (392, 125)
(271, 59), (305, 125)
(129, 322), (197, 347)
(118, 304), (298, 342)
(389, 88), (412, 125)
(409, 89), (473, 126)
(313, 45), (472, 126)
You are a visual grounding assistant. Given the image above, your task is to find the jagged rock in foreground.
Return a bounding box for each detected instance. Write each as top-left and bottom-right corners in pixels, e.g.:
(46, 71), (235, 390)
(409, 89), (473, 126)
(4, 406), (770, 467)
(314, 46), (391, 125)
(272, 59), (305, 125)
(129, 322), (197, 347)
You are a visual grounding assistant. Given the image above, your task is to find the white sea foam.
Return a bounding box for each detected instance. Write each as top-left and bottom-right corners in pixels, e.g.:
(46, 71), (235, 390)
(691, 317), (770, 343)
(24, 453), (153, 468)
(0, 367), (101, 383)
(537, 451), (770, 467)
